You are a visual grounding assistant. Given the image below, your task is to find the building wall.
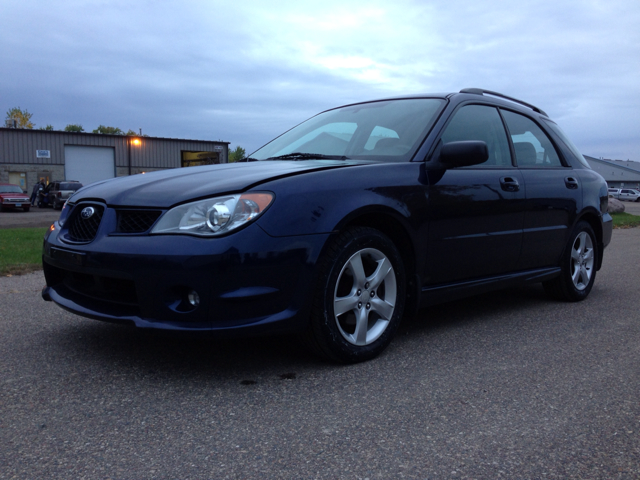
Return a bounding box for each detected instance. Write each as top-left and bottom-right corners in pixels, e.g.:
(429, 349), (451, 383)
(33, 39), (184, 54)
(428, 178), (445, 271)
(0, 128), (228, 191)
(583, 156), (640, 189)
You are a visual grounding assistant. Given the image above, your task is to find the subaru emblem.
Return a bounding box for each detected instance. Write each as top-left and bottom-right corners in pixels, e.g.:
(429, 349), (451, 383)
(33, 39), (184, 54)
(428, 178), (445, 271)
(81, 206), (95, 219)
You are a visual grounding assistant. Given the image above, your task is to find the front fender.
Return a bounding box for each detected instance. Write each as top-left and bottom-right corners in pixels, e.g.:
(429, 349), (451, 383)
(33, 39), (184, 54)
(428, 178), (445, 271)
(256, 162), (427, 237)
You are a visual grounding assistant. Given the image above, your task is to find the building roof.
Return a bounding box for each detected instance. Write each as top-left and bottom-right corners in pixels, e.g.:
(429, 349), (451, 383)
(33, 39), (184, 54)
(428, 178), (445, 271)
(584, 156), (640, 183)
(0, 127), (229, 145)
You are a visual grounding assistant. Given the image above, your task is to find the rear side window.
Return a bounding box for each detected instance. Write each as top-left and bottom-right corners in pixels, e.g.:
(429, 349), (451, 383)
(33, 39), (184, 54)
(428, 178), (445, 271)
(61, 182), (82, 190)
(502, 110), (562, 167)
(440, 105), (511, 166)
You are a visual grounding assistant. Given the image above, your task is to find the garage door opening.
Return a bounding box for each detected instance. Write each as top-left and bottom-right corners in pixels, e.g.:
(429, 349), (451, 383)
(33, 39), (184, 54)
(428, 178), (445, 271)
(64, 146), (115, 186)
(181, 151), (220, 167)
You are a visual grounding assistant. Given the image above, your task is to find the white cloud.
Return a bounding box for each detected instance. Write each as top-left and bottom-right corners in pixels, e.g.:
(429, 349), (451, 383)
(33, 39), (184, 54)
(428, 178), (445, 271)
(1, 0), (639, 158)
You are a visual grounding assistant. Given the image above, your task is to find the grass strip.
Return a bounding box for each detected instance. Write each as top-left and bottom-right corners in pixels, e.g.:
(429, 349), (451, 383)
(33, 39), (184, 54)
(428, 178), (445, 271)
(0, 227), (48, 276)
(611, 212), (640, 229)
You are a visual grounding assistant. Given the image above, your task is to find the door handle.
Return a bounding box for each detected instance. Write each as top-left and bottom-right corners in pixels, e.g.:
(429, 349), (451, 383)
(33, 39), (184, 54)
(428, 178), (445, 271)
(565, 177), (579, 189)
(500, 177), (520, 192)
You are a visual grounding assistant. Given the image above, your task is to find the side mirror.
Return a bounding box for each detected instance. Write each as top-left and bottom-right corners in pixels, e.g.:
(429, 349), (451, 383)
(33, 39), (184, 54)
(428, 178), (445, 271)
(439, 140), (488, 168)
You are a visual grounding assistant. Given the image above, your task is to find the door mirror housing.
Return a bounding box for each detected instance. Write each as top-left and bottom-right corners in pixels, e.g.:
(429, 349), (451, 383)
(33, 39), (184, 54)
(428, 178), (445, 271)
(439, 140), (488, 168)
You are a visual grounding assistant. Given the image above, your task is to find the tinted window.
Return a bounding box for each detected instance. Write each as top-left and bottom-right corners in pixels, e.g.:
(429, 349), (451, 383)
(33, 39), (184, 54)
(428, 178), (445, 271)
(502, 110), (562, 167)
(542, 119), (591, 168)
(440, 105), (511, 166)
(61, 182), (82, 190)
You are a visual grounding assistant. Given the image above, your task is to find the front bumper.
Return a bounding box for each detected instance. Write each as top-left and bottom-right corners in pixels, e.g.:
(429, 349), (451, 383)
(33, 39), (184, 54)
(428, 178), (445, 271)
(42, 216), (328, 336)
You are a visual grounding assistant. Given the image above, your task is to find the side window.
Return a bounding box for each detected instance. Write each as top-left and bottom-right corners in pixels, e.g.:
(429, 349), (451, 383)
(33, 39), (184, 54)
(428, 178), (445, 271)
(440, 105), (511, 166)
(502, 110), (562, 167)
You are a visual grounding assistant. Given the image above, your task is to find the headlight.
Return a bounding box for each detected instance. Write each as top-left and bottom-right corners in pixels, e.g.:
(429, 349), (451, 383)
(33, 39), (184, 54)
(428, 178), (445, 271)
(58, 202), (72, 227)
(151, 192), (274, 236)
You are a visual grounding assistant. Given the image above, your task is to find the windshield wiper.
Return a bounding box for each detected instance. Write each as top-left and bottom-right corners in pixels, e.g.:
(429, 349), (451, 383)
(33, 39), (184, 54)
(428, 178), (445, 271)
(265, 152), (349, 161)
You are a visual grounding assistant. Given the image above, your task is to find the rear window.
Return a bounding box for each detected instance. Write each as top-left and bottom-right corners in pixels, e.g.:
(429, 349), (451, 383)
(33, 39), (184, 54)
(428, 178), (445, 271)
(61, 183), (82, 190)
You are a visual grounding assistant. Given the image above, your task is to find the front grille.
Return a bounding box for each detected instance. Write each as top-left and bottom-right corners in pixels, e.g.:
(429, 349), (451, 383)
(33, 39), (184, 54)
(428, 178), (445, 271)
(62, 270), (138, 306)
(66, 204), (105, 242)
(116, 210), (162, 233)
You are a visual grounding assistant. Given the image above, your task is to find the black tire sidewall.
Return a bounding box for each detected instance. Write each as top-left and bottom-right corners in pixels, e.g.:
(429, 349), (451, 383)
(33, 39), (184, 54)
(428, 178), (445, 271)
(312, 227), (406, 363)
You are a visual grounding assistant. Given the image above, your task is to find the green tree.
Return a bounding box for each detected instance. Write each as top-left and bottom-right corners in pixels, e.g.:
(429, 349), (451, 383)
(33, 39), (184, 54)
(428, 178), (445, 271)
(64, 124), (85, 132)
(39, 124), (55, 131)
(229, 146), (246, 162)
(6, 107), (34, 129)
(93, 125), (124, 135)
(125, 129), (138, 136)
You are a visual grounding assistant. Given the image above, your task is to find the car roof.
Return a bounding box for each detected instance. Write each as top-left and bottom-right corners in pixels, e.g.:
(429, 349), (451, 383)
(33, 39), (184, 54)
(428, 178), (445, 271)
(327, 88), (550, 119)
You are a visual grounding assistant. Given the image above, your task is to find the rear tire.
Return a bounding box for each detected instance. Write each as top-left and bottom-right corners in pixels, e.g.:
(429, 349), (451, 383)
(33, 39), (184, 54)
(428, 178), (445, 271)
(302, 226), (406, 363)
(543, 221), (597, 301)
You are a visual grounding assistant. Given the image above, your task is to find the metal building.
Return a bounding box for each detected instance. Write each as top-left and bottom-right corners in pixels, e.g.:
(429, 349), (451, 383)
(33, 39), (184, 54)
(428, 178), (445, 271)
(583, 155), (640, 189)
(0, 128), (229, 192)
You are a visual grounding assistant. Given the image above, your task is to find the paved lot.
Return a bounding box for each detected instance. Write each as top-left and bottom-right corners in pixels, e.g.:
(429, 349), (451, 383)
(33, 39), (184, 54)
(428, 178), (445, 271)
(0, 208), (60, 229)
(1, 229), (639, 479)
(622, 200), (640, 216)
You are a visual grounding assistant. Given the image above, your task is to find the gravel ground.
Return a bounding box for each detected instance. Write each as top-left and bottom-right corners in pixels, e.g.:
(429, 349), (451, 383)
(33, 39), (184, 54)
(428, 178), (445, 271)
(1, 229), (639, 479)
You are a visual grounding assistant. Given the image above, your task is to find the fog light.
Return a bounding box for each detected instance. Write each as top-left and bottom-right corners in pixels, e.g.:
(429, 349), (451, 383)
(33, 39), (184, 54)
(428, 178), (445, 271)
(187, 290), (200, 307)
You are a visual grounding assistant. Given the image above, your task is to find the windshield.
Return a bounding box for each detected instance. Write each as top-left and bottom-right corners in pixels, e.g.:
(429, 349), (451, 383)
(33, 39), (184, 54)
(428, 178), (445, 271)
(0, 185), (24, 194)
(251, 98), (444, 162)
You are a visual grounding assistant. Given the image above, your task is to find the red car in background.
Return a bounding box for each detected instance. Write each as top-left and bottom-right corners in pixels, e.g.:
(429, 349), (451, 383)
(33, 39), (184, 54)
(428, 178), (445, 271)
(0, 183), (31, 212)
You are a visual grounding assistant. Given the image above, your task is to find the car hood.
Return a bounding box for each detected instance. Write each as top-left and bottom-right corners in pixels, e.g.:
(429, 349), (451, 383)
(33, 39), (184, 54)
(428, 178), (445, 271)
(71, 160), (366, 208)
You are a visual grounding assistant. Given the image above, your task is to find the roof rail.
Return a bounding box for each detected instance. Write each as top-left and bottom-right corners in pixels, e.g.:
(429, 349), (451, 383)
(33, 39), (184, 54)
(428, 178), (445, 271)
(460, 88), (548, 116)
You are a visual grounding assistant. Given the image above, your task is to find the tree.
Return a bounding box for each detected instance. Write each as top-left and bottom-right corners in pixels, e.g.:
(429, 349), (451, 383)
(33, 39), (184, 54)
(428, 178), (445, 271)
(64, 124), (85, 133)
(93, 125), (124, 135)
(229, 146), (246, 163)
(39, 124), (55, 131)
(6, 107), (34, 129)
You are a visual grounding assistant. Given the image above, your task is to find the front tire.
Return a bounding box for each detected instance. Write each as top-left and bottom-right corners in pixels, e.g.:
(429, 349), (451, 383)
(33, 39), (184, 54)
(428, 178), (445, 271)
(303, 227), (406, 363)
(544, 221), (598, 301)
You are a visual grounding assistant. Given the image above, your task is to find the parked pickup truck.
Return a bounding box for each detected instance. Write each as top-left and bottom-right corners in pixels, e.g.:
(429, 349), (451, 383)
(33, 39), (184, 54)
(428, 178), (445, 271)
(608, 188), (640, 202)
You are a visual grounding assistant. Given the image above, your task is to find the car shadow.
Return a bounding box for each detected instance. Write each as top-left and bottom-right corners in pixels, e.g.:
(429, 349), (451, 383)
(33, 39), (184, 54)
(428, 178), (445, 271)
(49, 283), (561, 382)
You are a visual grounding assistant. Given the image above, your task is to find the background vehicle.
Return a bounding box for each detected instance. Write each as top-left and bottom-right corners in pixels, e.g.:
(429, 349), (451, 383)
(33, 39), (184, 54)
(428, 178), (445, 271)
(42, 89), (613, 363)
(0, 183), (30, 212)
(619, 188), (640, 202)
(38, 181), (83, 209)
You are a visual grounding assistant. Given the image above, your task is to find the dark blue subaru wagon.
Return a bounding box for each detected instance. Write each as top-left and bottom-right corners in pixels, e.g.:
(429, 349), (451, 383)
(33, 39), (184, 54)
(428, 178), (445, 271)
(42, 89), (613, 362)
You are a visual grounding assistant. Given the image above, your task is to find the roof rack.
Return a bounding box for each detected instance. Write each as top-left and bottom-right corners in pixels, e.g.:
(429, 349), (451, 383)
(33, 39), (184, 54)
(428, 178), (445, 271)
(460, 88), (548, 116)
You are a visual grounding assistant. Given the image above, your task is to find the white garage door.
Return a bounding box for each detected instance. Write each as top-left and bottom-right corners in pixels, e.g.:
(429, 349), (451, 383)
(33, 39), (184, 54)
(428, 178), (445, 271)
(64, 146), (115, 186)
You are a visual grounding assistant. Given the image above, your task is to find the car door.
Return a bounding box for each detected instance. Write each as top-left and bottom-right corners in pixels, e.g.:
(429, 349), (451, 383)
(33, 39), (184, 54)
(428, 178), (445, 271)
(620, 189), (636, 201)
(500, 110), (581, 270)
(425, 104), (524, 285)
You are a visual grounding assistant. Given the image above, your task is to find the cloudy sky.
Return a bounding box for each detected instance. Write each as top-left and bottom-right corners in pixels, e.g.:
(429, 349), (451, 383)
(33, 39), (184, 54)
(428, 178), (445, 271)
(2, 0), (639, 160)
